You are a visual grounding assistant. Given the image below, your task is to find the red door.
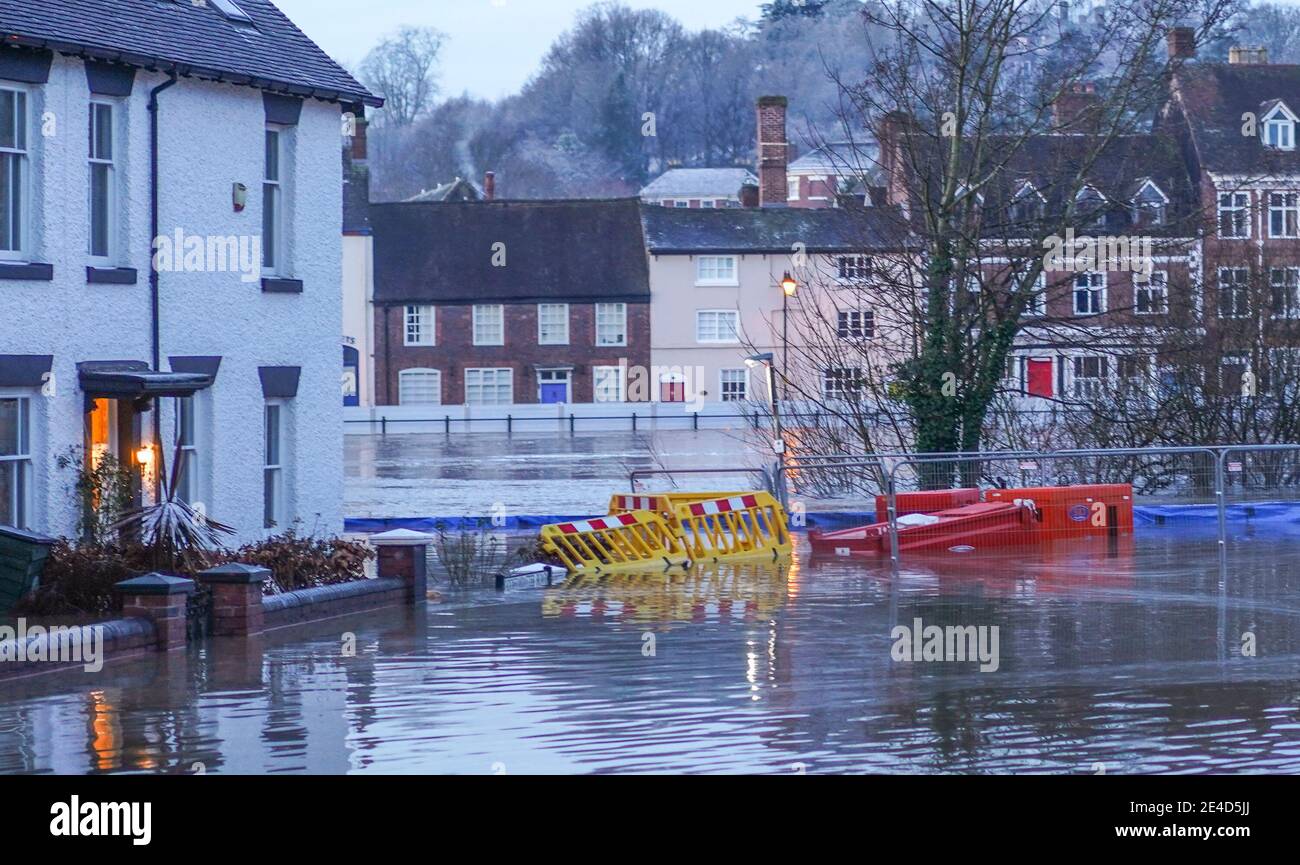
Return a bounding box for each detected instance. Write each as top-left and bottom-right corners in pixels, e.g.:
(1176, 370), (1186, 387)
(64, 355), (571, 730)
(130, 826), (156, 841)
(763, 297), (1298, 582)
(1027, 359), (1053, 398)
(660, 381), (685, 402)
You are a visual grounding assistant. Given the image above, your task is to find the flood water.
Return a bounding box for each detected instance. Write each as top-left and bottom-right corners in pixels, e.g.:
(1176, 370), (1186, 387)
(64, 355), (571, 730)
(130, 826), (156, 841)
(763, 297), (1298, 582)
(3, 530), (1299, 775)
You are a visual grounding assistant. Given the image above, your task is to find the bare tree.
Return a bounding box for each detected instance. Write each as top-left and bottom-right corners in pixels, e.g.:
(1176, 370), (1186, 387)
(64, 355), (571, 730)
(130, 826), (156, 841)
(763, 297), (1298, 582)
(360, 26), (446, 128)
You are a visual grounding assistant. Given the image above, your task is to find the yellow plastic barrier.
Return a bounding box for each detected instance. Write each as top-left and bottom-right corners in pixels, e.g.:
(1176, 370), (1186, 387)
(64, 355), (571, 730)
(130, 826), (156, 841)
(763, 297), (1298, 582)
(540, 511), (691, 574)
(608, 492), (752, 531)
(673, 492), (792, 563)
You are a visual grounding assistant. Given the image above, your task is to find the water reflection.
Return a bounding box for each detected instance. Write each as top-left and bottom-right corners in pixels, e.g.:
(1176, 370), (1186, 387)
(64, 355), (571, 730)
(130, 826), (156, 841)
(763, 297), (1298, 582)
(2, 533), (1299, 774)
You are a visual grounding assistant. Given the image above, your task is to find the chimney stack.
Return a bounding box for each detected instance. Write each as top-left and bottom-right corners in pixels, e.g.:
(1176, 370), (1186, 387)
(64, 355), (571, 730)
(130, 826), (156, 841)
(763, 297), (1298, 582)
(757, 96), (789, 207)
(1167, 27), (1196, 61)
(1229, 46), (1268, 65)
(484, 171), (496, 201)
(739, 182), (760, 209)
(1051, 82), (1102, 133)
(349, 107), (368, 162)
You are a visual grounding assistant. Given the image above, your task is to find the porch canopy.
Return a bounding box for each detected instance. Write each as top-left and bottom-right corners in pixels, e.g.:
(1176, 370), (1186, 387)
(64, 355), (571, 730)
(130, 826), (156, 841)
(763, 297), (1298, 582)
(77, 361), (213, 400)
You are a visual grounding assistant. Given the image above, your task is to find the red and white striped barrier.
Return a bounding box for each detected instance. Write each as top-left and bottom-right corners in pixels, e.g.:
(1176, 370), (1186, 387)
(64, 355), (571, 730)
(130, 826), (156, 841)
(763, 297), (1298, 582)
(612, 495), (660, 512)
(557, 513), (641, 534)
(686, 494), (761, 517)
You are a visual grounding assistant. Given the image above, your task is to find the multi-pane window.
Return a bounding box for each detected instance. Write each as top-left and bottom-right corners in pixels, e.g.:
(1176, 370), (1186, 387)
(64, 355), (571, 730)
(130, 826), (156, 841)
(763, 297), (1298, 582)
(593, 366), (625, 402)
(1221, 354), (1249, 394)
(1135, 270), (1167, 314)
(398, 368), (442, 405)
(837, 309), (875, 340)
(89, 102), (116, 260)
(696, 309), (740, 343)
(263, 128), (284, 273)
(175, 397), (198, 506)
(1010, 186), (1044, 225)
(1269, 192), (1300, 238)
(1072, 356), (1107, 399)
(822, 367), (864, 400)
(1073, 272), (1105, 315)
(1218, 268), (1250, 318)
(719, 369), (748, 402)
(1271, 267), (1300, 318)
(838, 256), (872, 281)
(465, 368), (513, 405)
(595, 303), (627, 346)
(0, 397), (31, 529)
(1266, 117), (1294, 149)
(787, 177), (800, 201)
(404, 305), (435, 346)
(537, 303), (569, 345)
(0, 86), (28, 258)
(1218, 192), (1250, 238)
(472, 304), (504, 345)
(263, 403), (284, 529)
(696, 256), (737, 285)
(1024, 272), (1047, 316)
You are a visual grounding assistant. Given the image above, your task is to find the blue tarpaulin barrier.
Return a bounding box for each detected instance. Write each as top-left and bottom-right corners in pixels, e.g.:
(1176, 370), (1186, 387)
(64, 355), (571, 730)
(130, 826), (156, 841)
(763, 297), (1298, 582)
(347, 501), (1300, 535)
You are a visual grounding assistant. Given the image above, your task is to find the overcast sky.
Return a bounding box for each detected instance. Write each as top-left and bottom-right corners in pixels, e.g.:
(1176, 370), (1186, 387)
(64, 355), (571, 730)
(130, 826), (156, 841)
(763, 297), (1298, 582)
(274, 0), (765, 100)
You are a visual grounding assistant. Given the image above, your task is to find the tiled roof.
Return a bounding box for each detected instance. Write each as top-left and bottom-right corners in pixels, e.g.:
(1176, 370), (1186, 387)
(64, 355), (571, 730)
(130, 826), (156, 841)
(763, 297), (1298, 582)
(640, 168), (758, 198)
(641, 203), (910, 254)
(1169, 63), (1300, 175)
(406, 179), (483, 203)
(0, 0), (381, 106)
(372, 199), (651, 305)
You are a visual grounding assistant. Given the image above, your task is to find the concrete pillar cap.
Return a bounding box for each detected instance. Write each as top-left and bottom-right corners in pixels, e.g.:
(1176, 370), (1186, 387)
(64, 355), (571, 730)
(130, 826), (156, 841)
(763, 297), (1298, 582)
(198, 563), (273, 584)
(371, 529), (435, 547)
(114, 573), (196, 596)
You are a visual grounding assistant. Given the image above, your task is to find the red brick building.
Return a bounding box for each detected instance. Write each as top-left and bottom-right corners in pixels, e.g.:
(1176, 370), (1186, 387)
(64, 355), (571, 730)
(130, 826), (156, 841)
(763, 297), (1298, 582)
(371, 198), (651, 406)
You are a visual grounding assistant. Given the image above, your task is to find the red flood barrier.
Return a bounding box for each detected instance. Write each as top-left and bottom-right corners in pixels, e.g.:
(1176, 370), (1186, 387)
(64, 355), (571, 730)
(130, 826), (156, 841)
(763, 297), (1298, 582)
(874, 488), (981, 519)
(986, 484), (1133, 536)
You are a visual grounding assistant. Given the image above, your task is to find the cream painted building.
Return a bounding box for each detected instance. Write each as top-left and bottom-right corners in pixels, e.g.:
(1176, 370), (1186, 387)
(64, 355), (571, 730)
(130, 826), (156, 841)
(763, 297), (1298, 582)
(640, 206), (911, 408)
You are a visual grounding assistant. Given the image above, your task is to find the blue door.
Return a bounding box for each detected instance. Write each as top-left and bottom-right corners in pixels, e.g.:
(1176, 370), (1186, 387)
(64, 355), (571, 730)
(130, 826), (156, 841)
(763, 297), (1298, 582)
(539, 371), (570, 404)
(540, 383), (567, 403)
(342, 346), (360, 407)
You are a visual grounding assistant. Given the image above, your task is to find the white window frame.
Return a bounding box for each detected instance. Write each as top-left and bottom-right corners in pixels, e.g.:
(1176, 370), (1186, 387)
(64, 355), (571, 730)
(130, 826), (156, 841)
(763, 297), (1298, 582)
(1135, 270), (1167, 315)
(1071, 355), (1108, 400)
(1024, 272), (1047, 317)
(537, 303), (569, 345)
(595, 302), (627, 347)
(263, 401), (286, 530)
(1269, 191), (1300, 238)
(262, 126), (286, 275)
(1263, 104), (1297, 150)
(1218, 267), (1250, 318)
(0, 84), (30, 261)
(465, 367), (513, 405)
(695, 309), (740, 344)
(1130, 180), (1168, 226)
(719, 368), (749, 402)
(404, 305), (436, 346)
(1073, 271), (1106, 316)
(822, 367), (864, 400)
(787, 176), (800, 201)
(0, 394), (32, 530)
(837, 308), (875, 340)
(398, 368), (443, 405)
(1271, 266), (1300, 319)
(695, 255), (738, 286)
(88, 100), (118, 264)
(592, 365), (625, 403)
(174, 396), (201, 506)
(1218, 191), (1250, 239)
(472, 304), (505, 346)
(837, 255), (872, 282)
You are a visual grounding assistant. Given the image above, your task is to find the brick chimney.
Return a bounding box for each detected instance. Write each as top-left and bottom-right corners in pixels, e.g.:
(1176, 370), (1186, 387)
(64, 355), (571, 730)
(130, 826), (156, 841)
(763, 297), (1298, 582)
(484, 171), (496, 201)
(1167, 27), (1196, 61)
(349, 107), (368, 162)
(739, 182), (760, 208)
(757, 96), (789, 207)
(1052, 82), (1102, 133)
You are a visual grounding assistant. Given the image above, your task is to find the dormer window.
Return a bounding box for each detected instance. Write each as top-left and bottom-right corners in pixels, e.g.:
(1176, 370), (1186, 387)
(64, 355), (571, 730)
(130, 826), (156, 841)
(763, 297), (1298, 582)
(1261, 102), (1297, 150)
(1009, 181), (1045, 225)
(1076, 185), (1108, 229)
(1130, 180), (1169, 226)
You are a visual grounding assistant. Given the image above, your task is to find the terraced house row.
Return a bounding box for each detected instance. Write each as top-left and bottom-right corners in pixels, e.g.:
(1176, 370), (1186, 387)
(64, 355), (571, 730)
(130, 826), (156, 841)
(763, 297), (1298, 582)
(353, 34), (1300, 411)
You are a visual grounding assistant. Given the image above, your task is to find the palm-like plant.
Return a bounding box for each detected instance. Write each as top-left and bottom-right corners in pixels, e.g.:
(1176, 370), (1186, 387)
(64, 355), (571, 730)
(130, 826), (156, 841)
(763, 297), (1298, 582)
(112, 441), (234, 573)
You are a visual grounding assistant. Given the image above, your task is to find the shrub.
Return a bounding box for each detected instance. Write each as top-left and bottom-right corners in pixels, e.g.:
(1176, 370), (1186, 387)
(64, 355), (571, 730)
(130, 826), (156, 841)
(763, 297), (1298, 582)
(212, 530), (375, 593)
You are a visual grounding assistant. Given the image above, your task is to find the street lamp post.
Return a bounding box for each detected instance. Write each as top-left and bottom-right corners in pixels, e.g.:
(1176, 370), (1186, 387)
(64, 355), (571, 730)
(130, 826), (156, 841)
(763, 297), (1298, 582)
(780, 271), (798, 403)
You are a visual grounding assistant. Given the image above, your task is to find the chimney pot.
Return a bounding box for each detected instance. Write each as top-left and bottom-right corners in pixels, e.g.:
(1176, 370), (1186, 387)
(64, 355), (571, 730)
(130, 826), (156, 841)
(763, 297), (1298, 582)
(484, 171), (496, 201)
(1167, 27), (1196, 61)
(757, 96), (789, 207)
(1052, 82), (1103, 133)
(1228, 46), (1268, 65)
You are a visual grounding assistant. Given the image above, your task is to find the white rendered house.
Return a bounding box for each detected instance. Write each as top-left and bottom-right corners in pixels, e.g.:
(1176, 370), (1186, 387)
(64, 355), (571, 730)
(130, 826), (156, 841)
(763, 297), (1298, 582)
(0, 0), (382, 541)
